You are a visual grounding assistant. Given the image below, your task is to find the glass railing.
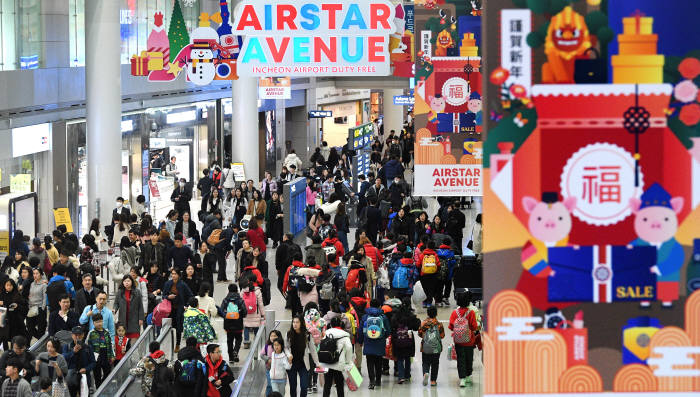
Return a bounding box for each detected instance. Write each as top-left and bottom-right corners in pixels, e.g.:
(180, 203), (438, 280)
(28, 333), (49, 354)
(94, 325), (159, 396)
(230, 320), (281, 397)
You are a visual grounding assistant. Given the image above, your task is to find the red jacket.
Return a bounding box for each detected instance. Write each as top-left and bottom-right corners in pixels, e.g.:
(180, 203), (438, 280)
(362, 244), (383, 272)
(418, 248), (441, 276)
(282, 260), (305, 293)
(448, 307), (479, 347)
(241, 265), (264, 287)
(247, 227), (267, 252)
(321, 238), (344, 266)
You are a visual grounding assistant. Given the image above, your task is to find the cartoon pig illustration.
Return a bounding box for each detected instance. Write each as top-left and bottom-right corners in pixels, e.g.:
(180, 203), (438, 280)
(427, 94), (446, 124)
(516, 192), (577, 310)
(629, 183), (685, 308)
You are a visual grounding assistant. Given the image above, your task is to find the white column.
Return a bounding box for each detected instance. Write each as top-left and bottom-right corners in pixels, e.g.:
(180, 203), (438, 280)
(382, 88), (406, 136)
(86, 0), (122, 227)
(231, 77), (260, 183)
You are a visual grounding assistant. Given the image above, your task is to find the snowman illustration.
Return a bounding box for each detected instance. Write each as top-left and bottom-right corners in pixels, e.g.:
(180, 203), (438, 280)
(186, 14), (220, 85)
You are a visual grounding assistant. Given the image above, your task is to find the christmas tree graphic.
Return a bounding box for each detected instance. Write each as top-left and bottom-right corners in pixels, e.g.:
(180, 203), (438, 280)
(168, 0), (190, 63)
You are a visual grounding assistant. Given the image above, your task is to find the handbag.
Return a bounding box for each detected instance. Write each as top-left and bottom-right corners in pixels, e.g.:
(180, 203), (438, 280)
(466, 226), (474, 250)
(80, 374), (89, 397)
(27, 306), (39, 318)
(574, 48), (606, 84)
(52, 379), (67, 397)
(0, 307), (7, 327)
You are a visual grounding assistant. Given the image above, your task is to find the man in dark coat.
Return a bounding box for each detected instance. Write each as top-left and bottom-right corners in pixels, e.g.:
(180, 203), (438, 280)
(197, 169), (214, 214)
(75, 274), (102, 316)
(170, 178), (192, 220)
(275, 233), (301, 293)
(364, 200), (382, 245)
(446, 202), (466, 254)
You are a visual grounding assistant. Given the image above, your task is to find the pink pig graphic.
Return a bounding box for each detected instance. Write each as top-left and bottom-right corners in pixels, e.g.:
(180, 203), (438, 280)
(516, 192), (577, 310)
(628, 183), (685, 308)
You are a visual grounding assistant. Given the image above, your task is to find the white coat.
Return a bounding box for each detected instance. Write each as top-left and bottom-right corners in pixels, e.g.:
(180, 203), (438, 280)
(320, 328), (354, 372)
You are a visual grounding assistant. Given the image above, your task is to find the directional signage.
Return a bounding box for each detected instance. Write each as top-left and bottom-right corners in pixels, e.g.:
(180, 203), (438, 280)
(308, 110), (333, 119)
(393, 95), (414, 106)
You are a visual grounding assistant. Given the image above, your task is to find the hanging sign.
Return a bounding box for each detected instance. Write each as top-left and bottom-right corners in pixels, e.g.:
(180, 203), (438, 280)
(259, 77), (292, 99)
(233, 0), (396, 76)
(52, 208), (73, 233)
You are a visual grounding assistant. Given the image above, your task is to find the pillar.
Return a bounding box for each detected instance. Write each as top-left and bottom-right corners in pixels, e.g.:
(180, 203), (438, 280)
(230, 71), (260, 183)
(86, 0), (122, 227)
(382, 88), (406, 136)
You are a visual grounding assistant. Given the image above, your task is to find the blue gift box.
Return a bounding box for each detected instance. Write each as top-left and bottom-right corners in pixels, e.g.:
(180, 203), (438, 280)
(548, 245), (657, 303)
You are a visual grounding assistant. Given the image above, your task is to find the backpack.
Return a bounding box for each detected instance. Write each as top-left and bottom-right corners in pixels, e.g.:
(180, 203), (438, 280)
(422, 324), (442, 354)
(344, 312), (357, 338)
(317, 335), (342, 364)
(319, 281), (334, 300)
(289, 267), (314, 293)
(452, 309), (472, 344)
(392, 265), (410, 289)
(394, 325), (413, 348)
(345, 266), (366, 292)
(261, 278), (272, 306)
(207, 229), (222, 246)
(178, 359), (203, 386)
(318, 225), (333, 240)
(225, 301), (241, 320)
(153, 299), (172, 327)
(322, 245), (337, 260)
(242, 290), (258, 315)
(363, 314), (385, 339)
(46, 279), (67, 312)
(150, 358), (174, 394)
(422, 253), (438, 274)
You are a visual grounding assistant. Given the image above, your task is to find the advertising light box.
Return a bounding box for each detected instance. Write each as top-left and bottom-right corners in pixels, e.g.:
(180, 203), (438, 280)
(233, 0), (396, 76)
(12, 123), (51, 158)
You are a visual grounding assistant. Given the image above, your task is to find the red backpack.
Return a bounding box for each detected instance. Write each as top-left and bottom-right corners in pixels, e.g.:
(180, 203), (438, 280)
(345, 262), (367, 292)
(152, 299), (172, 326)
(243, 290), (258, 315)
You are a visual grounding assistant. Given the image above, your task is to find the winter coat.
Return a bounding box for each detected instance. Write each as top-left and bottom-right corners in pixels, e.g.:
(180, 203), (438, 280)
(221, 168), (237, 189)
(242, 287), (265, 328)
(197, 295), (218, 319)
(275, 240), (301, 273)
(183, 307), (216, 344)
(28, 247), (51, 274)
(283, 153), (303, 171)
(129, 352), (173, 396)
(359, 307), (391, 356)
(383, 159), (404, 181)
(236, 247), (254, 277)
(175, 220), (201, 249)
(162, 279), (193, 311)
(62, 340), (96, 372)
(140, 241), (166, 275)
(35, 352), (68, 382)
(391, 308), (421, 358)
(193, 251), (217, 285)
(134, 277), (149, 314)
(0, 288), (28, 342)
(321, 328), (354, 372)
(114, 288), (145, 335)
(448, 307), (480, 347)
(418, 248), (441, 277)
(0, 378), (32, 397)
(417, 318), (445, 353)
(108, 257), (132, 292)
(220, 292), (247, 332)
(204, 355), (235, 397)
(246, 226), (267, 253)
(269, 351), (292, 380)
(174, 346), (206, 396)
(388, 257), (419, 294)
(246, 200), (267, 220)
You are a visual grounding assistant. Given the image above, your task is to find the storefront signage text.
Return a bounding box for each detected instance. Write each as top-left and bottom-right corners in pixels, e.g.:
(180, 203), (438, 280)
(233, 0), (396, 76)
(308, 110), (333, 118)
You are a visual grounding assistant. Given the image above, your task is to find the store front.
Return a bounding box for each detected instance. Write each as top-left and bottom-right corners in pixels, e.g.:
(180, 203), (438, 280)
(67, 101), (218, 235)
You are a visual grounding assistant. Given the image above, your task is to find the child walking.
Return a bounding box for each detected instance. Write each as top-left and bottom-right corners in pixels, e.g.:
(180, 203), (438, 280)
(269, 338), (292, 394)
(259, 330), (284, 396)
(449, 290), (479, 387)
(418, 306), (445, 386)
(86, 313), (115, 387)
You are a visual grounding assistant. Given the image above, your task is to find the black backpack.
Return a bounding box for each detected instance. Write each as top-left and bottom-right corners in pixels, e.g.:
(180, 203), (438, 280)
(317, 334), (342, 364)
(150, 358), (175, 396)
(46, 279), (66, 312)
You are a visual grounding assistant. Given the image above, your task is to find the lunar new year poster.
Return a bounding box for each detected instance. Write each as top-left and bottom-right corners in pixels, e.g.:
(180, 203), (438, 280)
(483, 0), (700, 395)
(412, 1), (483, 197)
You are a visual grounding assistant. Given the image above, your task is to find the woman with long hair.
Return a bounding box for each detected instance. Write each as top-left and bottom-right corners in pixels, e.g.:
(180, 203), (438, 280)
(113, 274), (144, 343)
(0, 279), (28, 349)
(162, 268), (193, 351)
(182, 264), (200, 299)
(207, 187), (223, 214)
(196, 283), (217, 318)
(247, 189), (267, 229)
(268, 192), (284, 248)
(112, 212), (130, 247)
(286, 315), (319, 397)
(334, 202), (350, 253)
(225, 187), (248, 227)
(89, 218), (108, 251)
(246, 218), (267, 256)
(174, 211), (201, 249)
(26, 267), (47, 339)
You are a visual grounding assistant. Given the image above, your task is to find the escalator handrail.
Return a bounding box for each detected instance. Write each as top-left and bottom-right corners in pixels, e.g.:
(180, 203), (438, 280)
(28, 333), (49, 353)
(230, 321), (280, 397)
(94, 325), (157, 396)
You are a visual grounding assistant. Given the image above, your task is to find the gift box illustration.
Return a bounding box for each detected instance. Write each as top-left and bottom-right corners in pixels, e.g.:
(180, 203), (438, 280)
(548, 245), (657, 303)
(622, 316), (662, 365)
